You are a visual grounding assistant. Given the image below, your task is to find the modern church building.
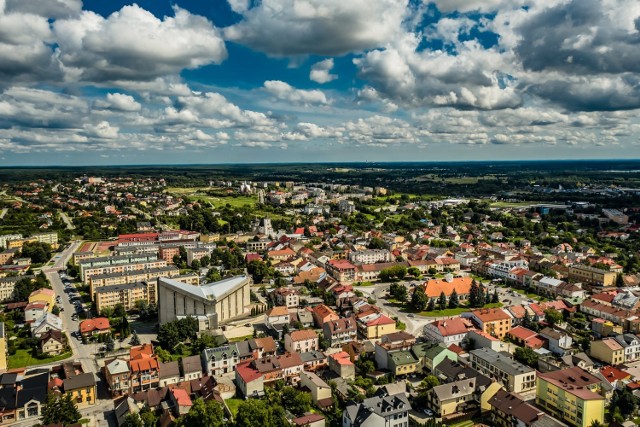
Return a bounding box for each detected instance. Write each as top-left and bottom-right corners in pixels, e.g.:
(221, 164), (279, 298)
(158, 275), (252, 331)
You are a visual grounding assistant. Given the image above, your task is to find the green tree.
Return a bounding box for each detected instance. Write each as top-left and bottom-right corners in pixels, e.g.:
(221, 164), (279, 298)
(448, 289), (459, 308)
(130, 330), (141, 346)
(408, 267), (421, 278)
(19, 241), (52, 264)
(356, 358), (375, 375)
(281, 387), (312, 416)
(206, 268), (222, 283)
(176, 398), (224, 427)
(438, 291), (447, 311)
(40, 393), (81, 426)
(191, 259), (201, 270)
(412, 287), (428, 311)
(491, 289), (499, 303)
(105, 334), (115, 352)
(247, 260), (272, 283)
(139, 407), (159, 427)
(124, 413), (144, 427)
(469, 280), (480, 307)
(514, 347), (539, 368)
(544, 308), (563, 326)
(427, 298), (435, 312)
(235, 400), (279, 427)
(608, 388), (637, 419)
(114, 303), (126, 318)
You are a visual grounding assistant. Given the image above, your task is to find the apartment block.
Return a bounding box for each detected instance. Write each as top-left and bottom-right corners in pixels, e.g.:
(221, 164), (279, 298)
(94, 281), (157, 313)
(470, 348), (536, 393)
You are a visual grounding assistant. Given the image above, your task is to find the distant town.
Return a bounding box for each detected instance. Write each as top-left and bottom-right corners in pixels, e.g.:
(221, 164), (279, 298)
(1, 165), (640, 427)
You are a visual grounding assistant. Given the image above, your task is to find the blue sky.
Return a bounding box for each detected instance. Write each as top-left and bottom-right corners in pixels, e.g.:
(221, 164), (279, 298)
(1, 0), (639, 165)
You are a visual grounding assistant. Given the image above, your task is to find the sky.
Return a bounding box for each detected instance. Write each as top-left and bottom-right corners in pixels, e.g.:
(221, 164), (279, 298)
(1, 0), (640, 166)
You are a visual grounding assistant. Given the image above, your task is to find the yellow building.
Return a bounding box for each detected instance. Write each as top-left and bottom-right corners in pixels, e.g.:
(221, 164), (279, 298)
(590, 338), (624, 365)
(568, 265), (616, 287)
(94, 281), (156, 313)
(63, 373), (97, 408)
(361, 315), (396, 340)
(388, 351), (419, 376)
(467, 308), (512, 339)
(0, 323), (7, 371)
(536, 367), (605, 427)
(427, 375), (502, 418)
(28, 288), (56, 312)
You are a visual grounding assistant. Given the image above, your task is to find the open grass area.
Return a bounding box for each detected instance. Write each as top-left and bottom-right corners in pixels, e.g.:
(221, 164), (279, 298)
(228, 334), (254, 343)
(449, 420), (474, 427)
(8, 349), (71, 369)
(225, 398), (244, 417)
(166, 187), (257, 209)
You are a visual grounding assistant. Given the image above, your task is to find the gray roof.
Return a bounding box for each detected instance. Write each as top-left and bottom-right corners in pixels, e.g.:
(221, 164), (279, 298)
(95, 281), (147, 293)
(345, 393), (411, 427)
(202, 344), (239, 361)
(470, 348), (535, 376)
(159, 275), (249, 302)
(181, 355), (202, 374)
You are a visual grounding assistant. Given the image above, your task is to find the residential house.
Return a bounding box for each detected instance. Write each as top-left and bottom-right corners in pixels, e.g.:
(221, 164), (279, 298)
(343, 392), (411, 427)
(104, 358), (130, 397)
(180, 355), (202, 381)
(299, 371), (333, 408)
(612, 333), (640, 363)
(293, 414), (325, 427)
(427, 374), (501, 419)
(463, 308), (512, 339)
(285, 330), (319, 353)
(412, 342), (458, 373)
(422, 317), (475, 346)
(328, 351), (355, 380)
(79, 317), (110, 338)
(422, 276), (472, 303)
(169, 388), (193, 416)
(300, 350), (328, 372)
(536, 367), (605, 427)
(31, 312), (63, 338)
(40, 330), (66, 356)
(24, 302), (48, 322)
(28, 288), (55, 311)
(13, 372), (49, 422)
(201, 344), (240, 376)
(359, 314), (396, 340)
(488, 389), (566, 427)
(470, 348), (536, 393)
(323, 317), (358, 347)
(159, 361), (180, 387)
(590, 338), (624, 365)
(274, 287), (300, 308)
(129, 344), (160, 393)
(539, 328), (573, 356)
(312, 305), (339, 328)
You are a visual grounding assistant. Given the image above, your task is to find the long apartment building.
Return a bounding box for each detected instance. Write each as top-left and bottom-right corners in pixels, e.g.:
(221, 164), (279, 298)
(469, 348), (536, 394)
(83, 259), (168, 286)
(94, 281), (157, 314)
(79, 254), (160, 281)
(568, 264), (617, 287)
(89, 266), (180, 296)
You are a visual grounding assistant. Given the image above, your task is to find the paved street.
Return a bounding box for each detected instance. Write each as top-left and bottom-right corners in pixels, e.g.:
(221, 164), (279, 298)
(42, 241), (115, 425)
(59, 211), (76, 230)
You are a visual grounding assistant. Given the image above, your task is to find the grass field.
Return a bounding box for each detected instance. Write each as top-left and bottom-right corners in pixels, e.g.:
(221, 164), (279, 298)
(8, 349), (72, 369)
(166, 187), (257, 209)
(225, 398), (244, 417)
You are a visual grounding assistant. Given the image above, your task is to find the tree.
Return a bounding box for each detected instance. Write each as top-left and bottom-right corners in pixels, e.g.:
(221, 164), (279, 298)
(176, 398), (224, 427)
(469, 280), (480, 307)
(408, 267), (421, 278)
(247, 260), (272, 283)
(438, 291), (447, 311)
(105, 334), (115, 352)
(40, 393), (81, 426)
(478, 283), (487, 307)
(368, 237), (386, 249)
(616, 273), (624, 287)
(514, 347), (539, 368)
(114, 303), (126, 318)
(19, 241), (52, 264)
(418, 375), (440, 391)
(139, 407), (159, 427)
(411, 287), (428, 311)
(544, 308), (563, 326)
(235, 400), (275, 427)
(389, 283), (407, 302)
(608, 388), (637, 419)
(281, 387), (312, 416)
(130, 330), (141, 346)
(124, 413), (144, 427)
(356, 358), (375, 375)
(427, 298), (435, 312)
(206, 268), (222, 283)
(190, 259), (201, 270)
(491, 289), (499, 303)
(448, 289), (459, 308)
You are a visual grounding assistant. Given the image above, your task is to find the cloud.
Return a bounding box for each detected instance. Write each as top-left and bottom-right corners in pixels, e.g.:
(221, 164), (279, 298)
(515, 0), (640, 75)
(83, 121), (119, 139)
(263, 80), (330, 105)
(5, 0), (82, 18)
(431, 0), (525, 13)
(355, 33), (520, 110)
(94, 93), (142, 112)
(53, 4), (227, 82)
(224, 0), (408, 56)
(310, 58), (337, 84)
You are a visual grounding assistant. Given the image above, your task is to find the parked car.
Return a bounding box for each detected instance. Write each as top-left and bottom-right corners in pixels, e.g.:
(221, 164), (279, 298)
(407, 313), (415, 317)
(423, 409), (433, 416)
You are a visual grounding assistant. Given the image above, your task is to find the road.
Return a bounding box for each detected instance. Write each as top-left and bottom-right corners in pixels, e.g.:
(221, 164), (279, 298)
(41, 241), (115, 425)
(59, 211), (76, 230)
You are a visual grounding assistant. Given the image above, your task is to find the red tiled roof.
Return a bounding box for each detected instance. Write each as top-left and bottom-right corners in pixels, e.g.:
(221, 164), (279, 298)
(428, 318), (474, 337)
(366, 314), (395, 326)
(507, 326), (538, 341)
(79, 317), (110, 333)
(329, 352), (353, 366)
(600, 366), (630, 383)
(171, 388), (193, 406)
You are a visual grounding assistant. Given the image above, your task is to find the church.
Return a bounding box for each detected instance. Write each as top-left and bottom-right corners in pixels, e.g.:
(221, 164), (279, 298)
(158, 275), (252, 331)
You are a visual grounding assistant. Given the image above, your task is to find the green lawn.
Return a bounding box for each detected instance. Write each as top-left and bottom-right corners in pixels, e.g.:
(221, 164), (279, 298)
(229, 334), (254, 343)
(8, 349), (72, 369)
(449, 420), (474, 427)
(225, 398), (244, 417)
(354, 281), (376, 287)
(400, 302), (503, 317)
